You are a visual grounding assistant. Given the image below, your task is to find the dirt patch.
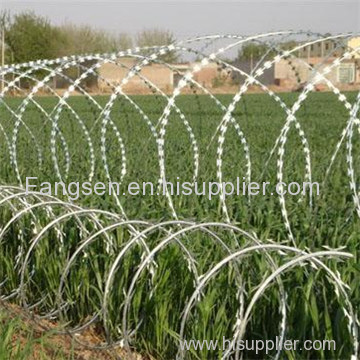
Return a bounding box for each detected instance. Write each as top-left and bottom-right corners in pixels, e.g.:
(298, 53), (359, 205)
(0, 302), (145, 360)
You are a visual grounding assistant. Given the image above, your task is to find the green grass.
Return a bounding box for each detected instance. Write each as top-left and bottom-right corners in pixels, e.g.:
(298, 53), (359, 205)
(0, 91), (359, 359)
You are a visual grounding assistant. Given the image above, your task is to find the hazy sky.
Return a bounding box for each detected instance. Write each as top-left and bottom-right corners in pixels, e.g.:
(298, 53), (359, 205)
(2, 1), (360, 39)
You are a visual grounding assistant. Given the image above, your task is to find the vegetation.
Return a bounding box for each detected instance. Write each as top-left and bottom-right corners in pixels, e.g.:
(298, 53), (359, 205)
(236, 41), (299, 62)
(237, 43), (274, 61)
(0, 308), (70, 359)
(2, 11), (66, 63)
(57, 23), (133, 56)
(136, 28), (179, 62)
(0, 92), (358, 359)
(0, 10), (178, 64)
(0, 305), (130, 359)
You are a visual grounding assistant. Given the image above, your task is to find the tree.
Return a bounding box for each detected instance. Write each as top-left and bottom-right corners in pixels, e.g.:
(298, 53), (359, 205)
(115, 33), (133, 52)
(6, 11), (66, 63)
(280, 40), (298, 51)
(4, 11), (134, 63)
(57, 23), (132, 56)
(237, 41), (301, 63)
(136, 28), (178, 63)
(237, 43), (275, 62)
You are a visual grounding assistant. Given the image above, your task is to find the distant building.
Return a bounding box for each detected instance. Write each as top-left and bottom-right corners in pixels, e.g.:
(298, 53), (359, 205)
(274, 37), (360, 89)
(348, 38), (360, 58)
(95, 40), (360, 94)
(298, 37), (360, 59)
(98, 58), (173, 93)
(97, 58), (224, 93)
(173, 62), (220, 88)
(298, 40), (343, 59)
(274, 57), (360, 89)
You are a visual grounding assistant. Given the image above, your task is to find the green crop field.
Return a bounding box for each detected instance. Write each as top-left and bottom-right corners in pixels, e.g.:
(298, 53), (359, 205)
(0, 92), (359, 359)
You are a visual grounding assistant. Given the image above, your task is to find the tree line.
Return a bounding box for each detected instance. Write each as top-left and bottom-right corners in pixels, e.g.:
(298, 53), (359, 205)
(0, 10), (177, 64)
(0, 10), (302, 67)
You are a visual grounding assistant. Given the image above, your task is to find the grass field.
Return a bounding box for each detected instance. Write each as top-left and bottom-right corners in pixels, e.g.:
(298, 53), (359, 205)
(0, 91), (359, 359)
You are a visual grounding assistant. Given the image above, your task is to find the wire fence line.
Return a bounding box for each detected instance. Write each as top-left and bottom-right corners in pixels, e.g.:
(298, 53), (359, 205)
(0, 32), (359, 359)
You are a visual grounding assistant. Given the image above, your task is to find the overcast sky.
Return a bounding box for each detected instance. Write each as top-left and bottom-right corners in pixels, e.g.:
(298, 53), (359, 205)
(2, 1), (360, 39)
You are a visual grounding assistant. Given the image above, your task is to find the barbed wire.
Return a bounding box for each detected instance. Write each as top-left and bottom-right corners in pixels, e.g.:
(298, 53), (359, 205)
(0, 32), (359, 359)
